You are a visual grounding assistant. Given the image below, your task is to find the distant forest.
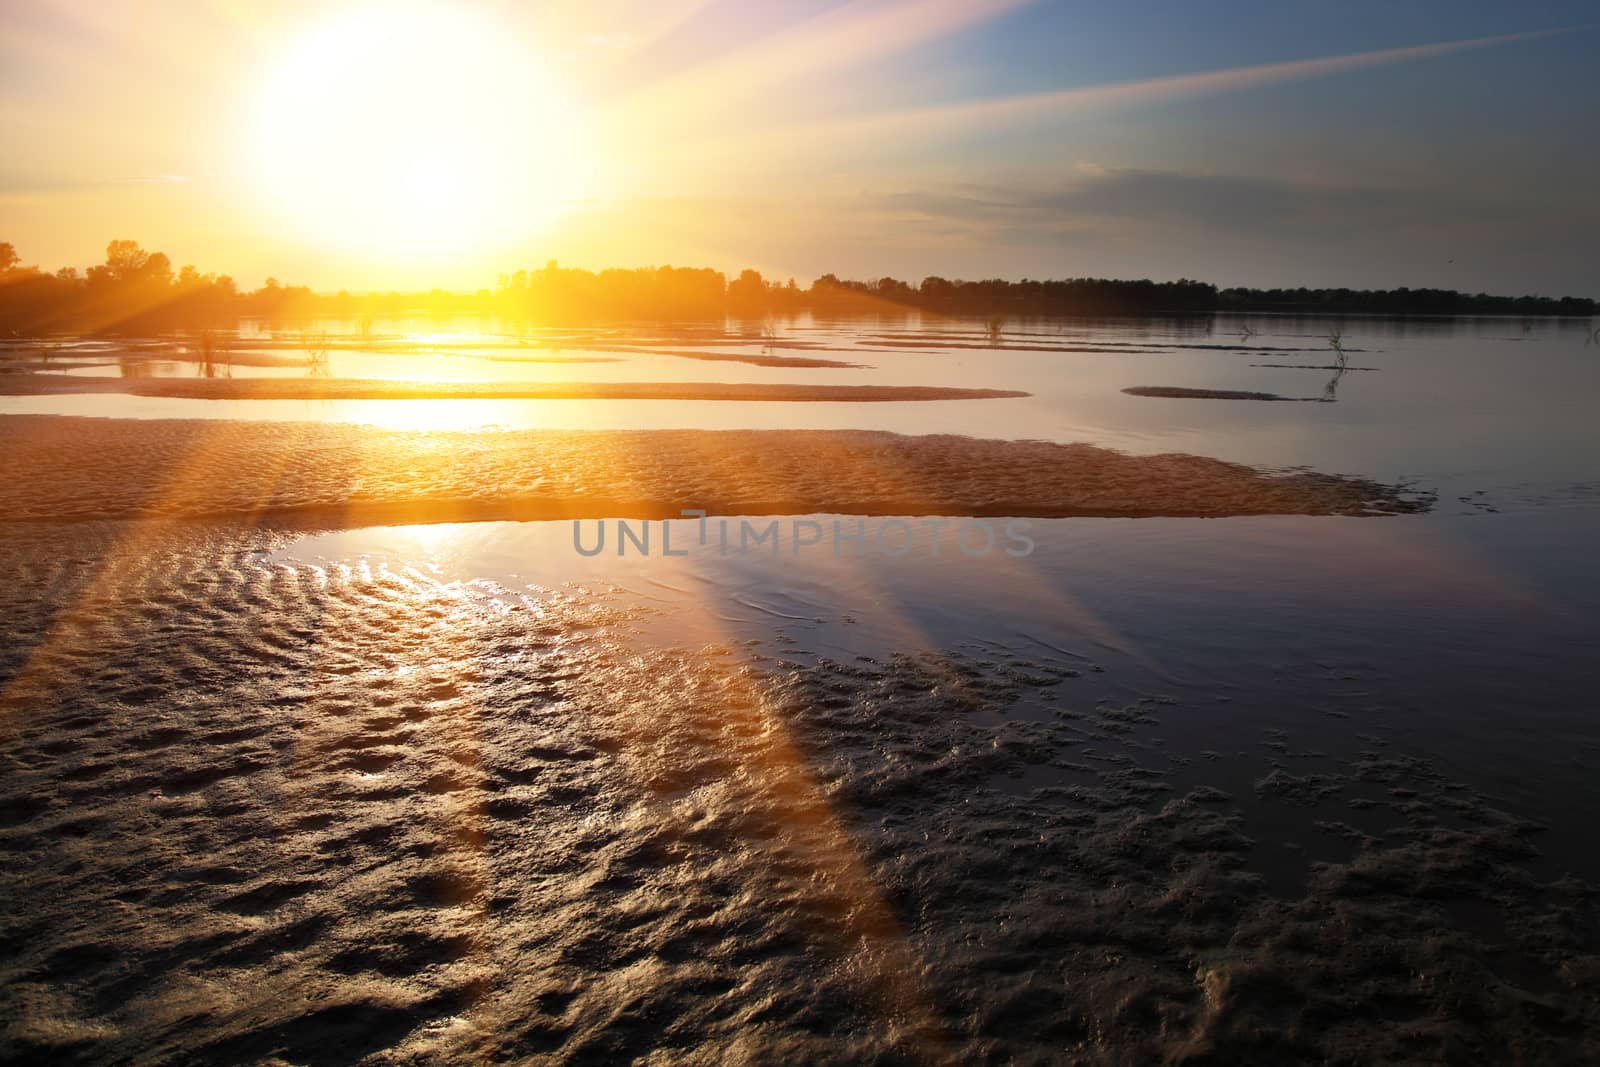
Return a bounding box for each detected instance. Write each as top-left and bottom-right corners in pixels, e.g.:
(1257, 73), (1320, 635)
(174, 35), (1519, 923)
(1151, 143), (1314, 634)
(2, 239), (1594, 334)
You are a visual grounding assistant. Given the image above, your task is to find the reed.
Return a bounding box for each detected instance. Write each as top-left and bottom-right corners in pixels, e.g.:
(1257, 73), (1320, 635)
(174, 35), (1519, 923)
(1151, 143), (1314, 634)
(300, 329), (330, 376)
(192, 329), (232, 379)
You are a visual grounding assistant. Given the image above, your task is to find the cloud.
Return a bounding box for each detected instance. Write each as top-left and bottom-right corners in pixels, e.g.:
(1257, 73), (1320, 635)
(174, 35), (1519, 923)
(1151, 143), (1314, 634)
(871, 166), (1530, 242)
(855, 26), (1585, 136)
(690, 24), (1590, 165)
(856, 168), (1598, 292)
(0, 172), (195, 194)
(611, 0), (1038, 128)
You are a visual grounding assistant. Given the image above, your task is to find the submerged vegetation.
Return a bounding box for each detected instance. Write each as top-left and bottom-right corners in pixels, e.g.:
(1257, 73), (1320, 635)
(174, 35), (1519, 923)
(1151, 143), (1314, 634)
(1322, 330), (1351, 401)
(190, 328), (231, 380)
(299, 329), (331, 377)
(1, 239), (1595, 335)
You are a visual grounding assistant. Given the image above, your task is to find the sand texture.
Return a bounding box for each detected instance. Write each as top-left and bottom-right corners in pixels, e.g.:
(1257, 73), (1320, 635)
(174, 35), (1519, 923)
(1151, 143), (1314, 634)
(1, 523), (1595, 1064)
(0, 376), (1018, 402)
(0, 416), (1428, 526)
(1123, 386), (1301, 402)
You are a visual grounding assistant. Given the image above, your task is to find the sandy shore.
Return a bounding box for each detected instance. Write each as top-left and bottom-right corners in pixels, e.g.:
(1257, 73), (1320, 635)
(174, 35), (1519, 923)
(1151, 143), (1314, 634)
(0, 416), (1429, 526)
(0, 345), (860, 372)
(0, 376), (1019, 402)
(1123, 386), (1302, 401)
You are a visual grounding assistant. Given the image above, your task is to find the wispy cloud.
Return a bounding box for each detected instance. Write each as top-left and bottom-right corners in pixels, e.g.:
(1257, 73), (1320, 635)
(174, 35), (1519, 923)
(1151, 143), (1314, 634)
(878, 168), (1488, 238)
(707, 25), (1588, 158)
(613, 0), (1038, 126)
(830, 165), (1595, 290)
(878, 25), (1582, 129)
(0, 172), (195, 193)
(539, 162), (1596, 290)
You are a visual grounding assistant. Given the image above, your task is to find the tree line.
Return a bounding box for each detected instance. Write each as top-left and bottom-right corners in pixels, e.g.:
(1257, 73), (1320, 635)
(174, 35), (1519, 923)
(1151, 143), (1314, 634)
(1216, 286), (1596, 316)
(2, 240), (1593, 334)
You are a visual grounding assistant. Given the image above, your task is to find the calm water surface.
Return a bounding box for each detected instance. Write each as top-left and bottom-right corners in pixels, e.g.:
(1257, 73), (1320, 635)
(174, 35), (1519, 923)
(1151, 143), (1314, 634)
(6, 314), (1600, 1057)
(6, 313), (1597, 501)
(11, 312), (1600, 865)
(80, 310), (1567, 881)
(278, 501), (1600, 879)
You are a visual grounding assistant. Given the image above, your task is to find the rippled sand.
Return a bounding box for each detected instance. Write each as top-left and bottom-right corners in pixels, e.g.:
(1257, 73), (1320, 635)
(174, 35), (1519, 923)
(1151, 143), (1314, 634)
(2, 521), (1596, 1063)
(0, 376), (1020, 402)
(0, 417), (1427, 526)
(1123, 386), (1300, 402)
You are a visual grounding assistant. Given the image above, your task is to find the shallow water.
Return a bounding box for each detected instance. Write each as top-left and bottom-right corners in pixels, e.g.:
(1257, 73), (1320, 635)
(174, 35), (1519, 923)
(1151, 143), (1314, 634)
(6, 312), (1600, 1061)
(6, 313), (1598, 501)
(5, 501), (1596, 1062)
(280, 505), (1600, 879)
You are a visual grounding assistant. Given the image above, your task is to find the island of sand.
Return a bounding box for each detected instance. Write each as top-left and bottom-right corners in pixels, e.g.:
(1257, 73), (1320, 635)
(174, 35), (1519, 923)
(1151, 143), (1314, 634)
(0, 416), (1429, 527)
(0, 376), (1019, 403)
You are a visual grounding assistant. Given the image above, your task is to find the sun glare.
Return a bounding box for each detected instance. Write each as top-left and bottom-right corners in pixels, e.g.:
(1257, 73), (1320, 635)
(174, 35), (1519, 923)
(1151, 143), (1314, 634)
(249, 3), (586, 261)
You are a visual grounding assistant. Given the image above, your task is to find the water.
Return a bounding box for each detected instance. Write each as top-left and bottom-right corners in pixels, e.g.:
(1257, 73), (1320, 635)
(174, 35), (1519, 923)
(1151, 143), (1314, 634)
(199, 310), (1596, 874)
(279, 504), (1600, 875)
(7, 312), (1600, 1058)
(6, 313), (1598, 502)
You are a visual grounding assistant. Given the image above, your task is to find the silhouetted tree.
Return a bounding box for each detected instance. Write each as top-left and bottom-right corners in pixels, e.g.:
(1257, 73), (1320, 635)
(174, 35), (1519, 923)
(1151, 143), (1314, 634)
(727, 268), (768, 309)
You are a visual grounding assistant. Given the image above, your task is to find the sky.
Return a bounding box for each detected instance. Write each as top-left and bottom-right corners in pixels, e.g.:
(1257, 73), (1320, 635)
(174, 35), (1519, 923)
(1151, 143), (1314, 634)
(1, 0), (1596, 295)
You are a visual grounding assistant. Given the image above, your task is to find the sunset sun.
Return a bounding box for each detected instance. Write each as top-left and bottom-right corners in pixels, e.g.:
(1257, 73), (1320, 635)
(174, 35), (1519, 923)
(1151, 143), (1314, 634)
(249, 3), (585, 260)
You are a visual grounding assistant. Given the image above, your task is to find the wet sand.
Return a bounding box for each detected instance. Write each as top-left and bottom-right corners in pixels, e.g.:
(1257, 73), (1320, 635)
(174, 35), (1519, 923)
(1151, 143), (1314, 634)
(1123, 386), (1303, 402)
(2, 346), (856, 373)
(0, 416), (1427, 526)
(2, 520), (1595, 1064)
(0, 376), (1018, 403)
(602, 348), (866, 369)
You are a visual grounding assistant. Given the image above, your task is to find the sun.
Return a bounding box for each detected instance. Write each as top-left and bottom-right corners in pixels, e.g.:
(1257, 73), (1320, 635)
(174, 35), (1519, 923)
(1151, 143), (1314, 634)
(249, 3), (587, 261)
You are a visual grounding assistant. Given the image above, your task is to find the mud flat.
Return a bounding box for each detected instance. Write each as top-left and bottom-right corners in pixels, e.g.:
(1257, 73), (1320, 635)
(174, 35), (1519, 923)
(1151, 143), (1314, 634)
(0, 416), (1428, 526)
